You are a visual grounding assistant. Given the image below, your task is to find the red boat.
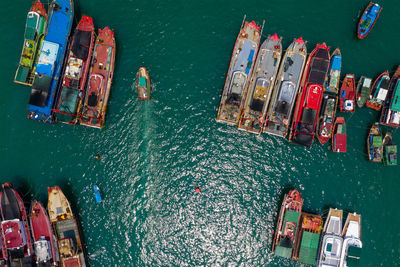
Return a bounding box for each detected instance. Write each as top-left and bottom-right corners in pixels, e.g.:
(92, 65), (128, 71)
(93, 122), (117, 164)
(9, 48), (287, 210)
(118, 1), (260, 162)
(332, 117), (347, 152)
(289, 43), (330, 147)
(0, 183), (33, 265)
(366, 71), (390, 111)
(339, 74), (356, 112)
(80, 27), (116, 129)
(53, 15), (95, 124)
(30, 200), (58, 266)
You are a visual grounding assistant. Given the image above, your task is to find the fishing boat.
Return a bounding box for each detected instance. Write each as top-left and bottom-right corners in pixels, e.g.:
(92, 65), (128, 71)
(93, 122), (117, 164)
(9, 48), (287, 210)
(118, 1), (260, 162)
(318, 208), (343, 267)
(94, 185), (103, 203)
(324, 48), (341, 94)
(332, 117), (347, 153)
(52, 15), (95, 124)
(316, 94), (337, 145)
(272, 189), (303, 259)
(357, 2), (382, 39)
(289, 43), (330, 147)
(47, 186), (86, 267)
(383, 132), (397, 166)
(366, 71), (390, 111)
(264, 37), (307, 138)
(14, 0), (47, 86)
(27, 0), (74, 123)
(80, 27), (116, 129)
(340, 213), (362, 266)
(137, 67), (151, 100)
(292, 212), (323, 265)
(216, 17), (263, 126)
(356, 76), (372, 108)
(238, 34), (282, 133)
(380, 66), (400, 128)
(339, 74), (355, 112)
(367, 122), (383, 162)
(30, 200), (58, 266)
(0, 183), (33, 265)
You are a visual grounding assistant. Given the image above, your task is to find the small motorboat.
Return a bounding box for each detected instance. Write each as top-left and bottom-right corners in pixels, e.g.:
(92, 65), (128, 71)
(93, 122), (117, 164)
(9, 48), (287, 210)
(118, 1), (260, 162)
(94, 185), (103, 203)
(137, 67), (151, 100)
(332, 117), (347, 153)
(357, 2), (382, 39)
(339, 74), (355, 112)
(356, 76), (372, 108)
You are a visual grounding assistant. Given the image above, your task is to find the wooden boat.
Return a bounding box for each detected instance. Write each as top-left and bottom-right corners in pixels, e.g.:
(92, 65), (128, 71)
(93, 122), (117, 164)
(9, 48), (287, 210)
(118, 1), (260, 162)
(137, 67), (151, 100)
(289, 43), (330, 147)
(30, 200), (59, 266)
(47, 186), (86, 267)
(357, 2), (382, 39)
(366, 71), (390, 111)
(216, 16), (263, 126)
(356, 76), (372, 108)
(339, 74), (355, 112)
(340, 213), (362, 266)
(367, 122), (383, 162)
(380, 66), (400, 128)
(80, 27), (116, 129)
(383, 132), (397, 166)
(272, 189), (303, 259)
(264, 37), (307, 138)
(14, 0), (47, 86)
(317, 94), (337, 145)
(53, 15), (95, 124)
(324, 48), (342, 94)
(332, 117), (347, 153)
(238, 34), (282, 133)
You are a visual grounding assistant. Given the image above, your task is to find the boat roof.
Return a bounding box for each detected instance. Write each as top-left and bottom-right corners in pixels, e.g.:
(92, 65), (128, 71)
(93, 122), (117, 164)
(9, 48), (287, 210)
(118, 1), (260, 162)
(330, 55), (341, 71)
(36, 41), (59, 76)
(319, 235), (343, 266)
(2, 220), (26, 249)
(325, 210), (342, 235)
(45, 0), (73, 46)
(390, 81), (400, 112)
(334, 134), (347, 151)
(298, 231), (320, 265)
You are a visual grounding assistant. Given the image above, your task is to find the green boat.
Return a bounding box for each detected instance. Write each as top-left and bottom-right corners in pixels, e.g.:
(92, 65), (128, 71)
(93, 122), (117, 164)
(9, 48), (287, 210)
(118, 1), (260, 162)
(383, 132), (397, 166)
(356, 76), (371, 108)
(14, 0), (47, 86)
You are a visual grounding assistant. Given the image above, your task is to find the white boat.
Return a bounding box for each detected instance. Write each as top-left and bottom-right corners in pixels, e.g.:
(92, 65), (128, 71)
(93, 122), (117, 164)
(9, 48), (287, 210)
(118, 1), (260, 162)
(339, 213), (362, 267)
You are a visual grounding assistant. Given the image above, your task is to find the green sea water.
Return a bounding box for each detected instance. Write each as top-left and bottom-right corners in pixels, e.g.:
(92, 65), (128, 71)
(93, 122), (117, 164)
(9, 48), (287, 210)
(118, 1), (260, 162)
(1, 0), (400, 266)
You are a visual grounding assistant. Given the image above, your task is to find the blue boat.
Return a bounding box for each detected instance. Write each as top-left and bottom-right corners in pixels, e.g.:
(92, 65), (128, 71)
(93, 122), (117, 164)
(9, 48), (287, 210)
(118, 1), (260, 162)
(94, 185), (103, 203)
(357, 2), (382, 39)
(324, 48), (342, 94)
(27, 0), (73, 123)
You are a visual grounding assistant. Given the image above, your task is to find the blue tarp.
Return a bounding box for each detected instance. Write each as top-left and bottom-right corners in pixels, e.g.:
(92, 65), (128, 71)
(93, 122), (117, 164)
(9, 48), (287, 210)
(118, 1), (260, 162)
(36, 41), (59, 76)
(331, 55), (341, 71)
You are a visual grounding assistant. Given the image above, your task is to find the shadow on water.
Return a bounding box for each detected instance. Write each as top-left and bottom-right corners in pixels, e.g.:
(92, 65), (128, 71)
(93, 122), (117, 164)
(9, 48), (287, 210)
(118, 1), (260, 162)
(9, 176), (34, 207)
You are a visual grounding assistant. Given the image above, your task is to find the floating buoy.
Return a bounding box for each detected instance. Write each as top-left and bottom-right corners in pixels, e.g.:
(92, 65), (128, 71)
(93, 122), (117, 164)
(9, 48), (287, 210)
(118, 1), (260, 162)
(95, 154), (101, 160)
(195, 187), (200, 193)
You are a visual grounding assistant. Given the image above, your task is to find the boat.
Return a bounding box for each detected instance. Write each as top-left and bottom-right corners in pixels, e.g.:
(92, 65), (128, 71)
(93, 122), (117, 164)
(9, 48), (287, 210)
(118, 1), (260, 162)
(52, 15), (95, 124)
(0, 234), (6, 267)
(324, 48), (342, 94)
(316, 94), (337, 145)
(367, 122), (383, 162)
(356, 76), (372, 108)
(366, 71), (390, 111)
(137, 67), (151, 100)
(340, 213), (362, 267)
(357, 2), (382, 39)
(272, 189), (303, 259)
(79, 27), (116, 129)
(238, 34), (282, 133)
(383, 132), (397, 166)
(318, 208), (343, 267)
(263, 37), (307, 138)
(27, 0), (74, 123)
(14, 0), (47, 86)
(216, 17), (263, 126)
(94, 185), (103, 203)
(289, 43), (330, 147)
(47, 186), (86, 267)
(380, 66), (400, 128)
(339, 74), (356, 112)
(30, 200), (59, 266)
(292, 212), (323, 265)
(332, 117), (347, 153)
(0, 183), (33, 265)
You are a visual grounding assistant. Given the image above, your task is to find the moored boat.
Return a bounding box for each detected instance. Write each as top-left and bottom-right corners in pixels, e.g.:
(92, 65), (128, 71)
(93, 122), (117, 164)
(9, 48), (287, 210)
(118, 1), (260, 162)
(324, 48), (341, 94)
(30, 200), (59, 266)
(137, 67), (151, 100)
(380, 66), (400, 128)
(289, 43), (330, 147)
(383, 132), (397, 166)
(339, 74), (355, 112)
(52, 15), (95, 124)
(316, 94), (337, 145)
(366, 71), (390, 111)
(216, 17), (263, 126)
(367, 122), (383, 162)
(356, 76), (372, 108)
(332, 117), (347, 153)
(47, 186), (86, 267)
(340, 213), (362, 267)
(357, 2), (382, 39)
(14, 0), (47, 86)
(238, 34), (282, 133)
(27, 0), (74, 123)
(80, 27), (116, 129)
(272, 189), (303, 259)
(264, 37), (307, 138)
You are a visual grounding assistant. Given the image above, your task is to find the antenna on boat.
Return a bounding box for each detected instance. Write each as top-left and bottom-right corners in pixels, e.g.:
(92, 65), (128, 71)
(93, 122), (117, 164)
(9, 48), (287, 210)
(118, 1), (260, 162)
(241, 14), (246, 29)
(260, 20), (266, 36)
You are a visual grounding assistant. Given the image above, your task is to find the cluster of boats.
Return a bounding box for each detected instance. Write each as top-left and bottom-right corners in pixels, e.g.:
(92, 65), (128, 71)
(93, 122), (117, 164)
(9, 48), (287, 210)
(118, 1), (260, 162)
(272, 189), (362, 266)
(14, 0), (116, 129)
(0, 183), (85, 267)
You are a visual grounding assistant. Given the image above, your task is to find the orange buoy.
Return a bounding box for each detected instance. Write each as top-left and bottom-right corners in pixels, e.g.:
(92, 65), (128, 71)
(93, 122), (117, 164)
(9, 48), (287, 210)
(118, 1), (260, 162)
(195, 187), (200, 193)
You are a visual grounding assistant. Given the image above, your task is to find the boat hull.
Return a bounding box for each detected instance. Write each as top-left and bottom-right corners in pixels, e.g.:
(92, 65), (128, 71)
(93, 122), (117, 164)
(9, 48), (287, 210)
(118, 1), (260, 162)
(356, 76), (371, 108)
(137, 67), (151, 100)
(332, 117), (347, 153)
